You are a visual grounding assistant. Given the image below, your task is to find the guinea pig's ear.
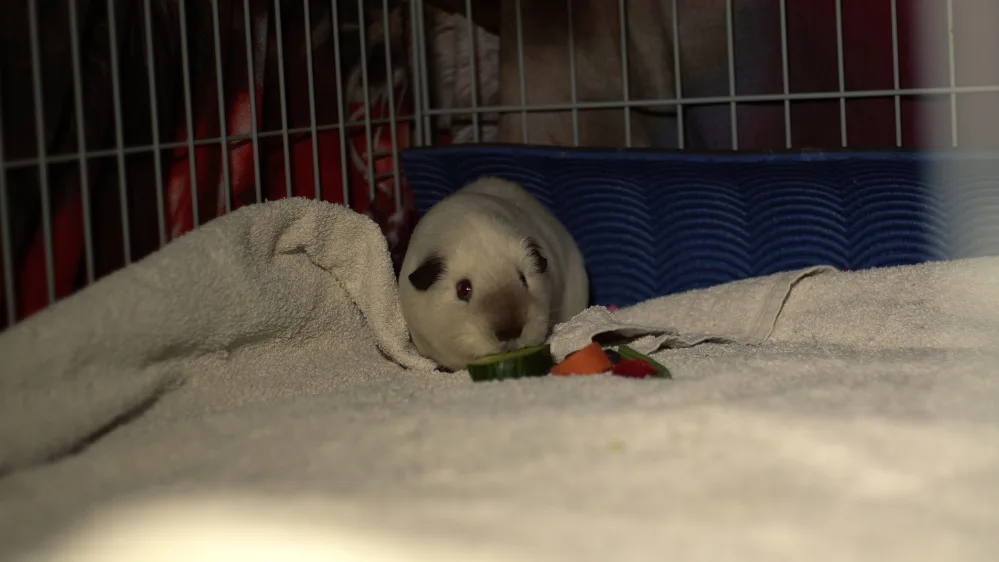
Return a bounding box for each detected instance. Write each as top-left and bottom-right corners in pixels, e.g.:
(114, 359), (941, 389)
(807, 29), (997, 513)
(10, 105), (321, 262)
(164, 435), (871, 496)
(526, 238), (548, 274)
(408, 254), (446, 291)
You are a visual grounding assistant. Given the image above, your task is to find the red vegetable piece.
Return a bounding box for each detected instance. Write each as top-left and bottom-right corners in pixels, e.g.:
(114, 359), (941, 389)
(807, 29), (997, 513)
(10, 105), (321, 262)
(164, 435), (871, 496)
(611, 358), (658, 379)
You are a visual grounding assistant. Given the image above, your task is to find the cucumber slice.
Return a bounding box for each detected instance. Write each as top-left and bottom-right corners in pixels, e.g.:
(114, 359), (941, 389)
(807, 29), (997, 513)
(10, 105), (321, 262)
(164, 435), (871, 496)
(466, 344), (554, 382)
(617, 345), (672, 379)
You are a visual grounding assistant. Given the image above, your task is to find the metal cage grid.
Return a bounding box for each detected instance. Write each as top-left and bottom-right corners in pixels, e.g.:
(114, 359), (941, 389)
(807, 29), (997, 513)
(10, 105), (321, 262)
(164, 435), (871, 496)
(0, 0), (992, 329)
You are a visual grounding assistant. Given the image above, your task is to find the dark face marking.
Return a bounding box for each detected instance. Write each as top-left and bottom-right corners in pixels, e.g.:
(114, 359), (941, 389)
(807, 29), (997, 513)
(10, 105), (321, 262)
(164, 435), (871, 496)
(408, 254), (445, 291)
(482, 288), (527, 344)
(526, 238), (548, 274)
(494, 323), (523, 342)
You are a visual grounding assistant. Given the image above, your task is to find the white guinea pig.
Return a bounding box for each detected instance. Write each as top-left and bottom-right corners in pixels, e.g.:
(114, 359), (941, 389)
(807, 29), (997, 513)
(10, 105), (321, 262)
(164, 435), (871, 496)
(398, 177), (589, 371)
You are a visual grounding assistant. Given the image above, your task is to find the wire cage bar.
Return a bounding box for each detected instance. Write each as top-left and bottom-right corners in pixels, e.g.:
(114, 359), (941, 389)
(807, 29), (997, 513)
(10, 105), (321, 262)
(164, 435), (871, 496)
(0, 0), (995, 330)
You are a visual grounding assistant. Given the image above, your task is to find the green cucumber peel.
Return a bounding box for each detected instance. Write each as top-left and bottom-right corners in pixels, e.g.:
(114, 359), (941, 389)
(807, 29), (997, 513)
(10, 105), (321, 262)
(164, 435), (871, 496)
(466, 344), (551, 367)
(617, 345), (672, 379)
(466, 344), (554, 382)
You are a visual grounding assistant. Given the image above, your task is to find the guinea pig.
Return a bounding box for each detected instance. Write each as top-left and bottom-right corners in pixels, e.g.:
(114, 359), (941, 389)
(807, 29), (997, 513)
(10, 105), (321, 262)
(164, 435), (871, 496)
(398, 177), (589, 371)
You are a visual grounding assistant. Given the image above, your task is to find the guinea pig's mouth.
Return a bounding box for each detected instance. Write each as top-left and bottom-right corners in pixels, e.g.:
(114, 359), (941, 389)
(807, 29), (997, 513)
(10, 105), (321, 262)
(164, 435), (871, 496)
(473, 342), (516, 362)
(497, 340), (523, 353)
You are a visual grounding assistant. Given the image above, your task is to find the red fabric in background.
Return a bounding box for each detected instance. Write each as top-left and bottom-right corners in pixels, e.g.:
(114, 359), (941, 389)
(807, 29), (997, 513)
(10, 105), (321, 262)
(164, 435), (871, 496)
(784, 0), (921, 148)
(3, 3), (418, 328)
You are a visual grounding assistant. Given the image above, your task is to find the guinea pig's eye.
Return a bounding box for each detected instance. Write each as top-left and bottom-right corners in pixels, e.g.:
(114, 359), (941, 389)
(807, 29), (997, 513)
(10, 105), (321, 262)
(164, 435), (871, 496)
(518, 271), (528, 288)
(455, 278), (473, 301)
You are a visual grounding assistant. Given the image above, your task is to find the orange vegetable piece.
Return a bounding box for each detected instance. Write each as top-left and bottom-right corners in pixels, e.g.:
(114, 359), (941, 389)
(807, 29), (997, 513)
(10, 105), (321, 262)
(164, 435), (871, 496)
(550, 342), (612, 376)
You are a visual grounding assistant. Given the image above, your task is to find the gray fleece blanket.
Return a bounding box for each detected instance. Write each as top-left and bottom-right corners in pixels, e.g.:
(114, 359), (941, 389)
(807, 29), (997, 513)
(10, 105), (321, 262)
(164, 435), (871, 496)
(2, 198), (998, 562)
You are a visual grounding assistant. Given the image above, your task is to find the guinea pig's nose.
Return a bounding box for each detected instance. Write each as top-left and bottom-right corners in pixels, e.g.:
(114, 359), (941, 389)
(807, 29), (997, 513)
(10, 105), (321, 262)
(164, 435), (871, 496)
(494, 324), (523, 342)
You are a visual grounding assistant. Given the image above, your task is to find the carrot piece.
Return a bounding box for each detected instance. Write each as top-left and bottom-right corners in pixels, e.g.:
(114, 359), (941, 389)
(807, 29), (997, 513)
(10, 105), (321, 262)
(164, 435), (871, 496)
(550, 342), (613, 376)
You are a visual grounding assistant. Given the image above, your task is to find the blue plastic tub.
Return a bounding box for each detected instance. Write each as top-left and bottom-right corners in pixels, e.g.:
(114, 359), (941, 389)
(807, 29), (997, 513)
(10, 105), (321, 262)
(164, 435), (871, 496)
(400, 145), (997, 308)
